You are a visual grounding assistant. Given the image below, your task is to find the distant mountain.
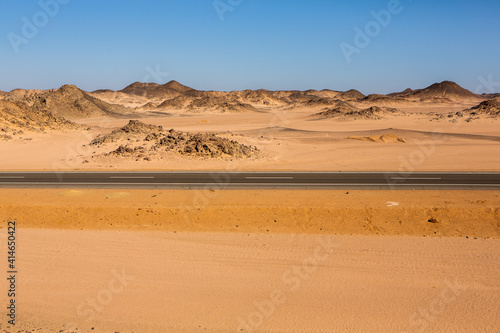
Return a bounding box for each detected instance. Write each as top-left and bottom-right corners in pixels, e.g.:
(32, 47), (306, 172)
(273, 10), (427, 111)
(336, 89), (365, 101)
(35, 85), (133, 119)
(163, 80), (195, 93)
(6, 80), (480, 119)
(387, 88), (413, 97)
(4, 85), (132, 119)
(116, 80), (369, 105)
(481, 93), (500, 99)
(389, 81), (481, 102)
(120, 80), (196, 99)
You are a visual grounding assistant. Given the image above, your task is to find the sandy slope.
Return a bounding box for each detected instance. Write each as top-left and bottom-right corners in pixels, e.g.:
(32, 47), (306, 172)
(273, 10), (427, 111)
(0, 230), (498, 333)
(1, 189), (499, 237)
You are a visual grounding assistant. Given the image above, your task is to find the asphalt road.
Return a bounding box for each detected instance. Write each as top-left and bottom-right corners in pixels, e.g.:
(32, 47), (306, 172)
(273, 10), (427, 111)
(0, 171), (499, 189)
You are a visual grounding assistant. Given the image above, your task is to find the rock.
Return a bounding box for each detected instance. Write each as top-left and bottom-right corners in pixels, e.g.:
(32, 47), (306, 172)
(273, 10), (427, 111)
(92, 120), (259, 160)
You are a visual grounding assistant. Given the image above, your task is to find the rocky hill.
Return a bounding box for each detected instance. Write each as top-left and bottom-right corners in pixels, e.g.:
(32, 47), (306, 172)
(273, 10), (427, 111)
(467, 99), (500, 115)
(481, 93), (500, 99)
(120, 80), (196, 99)
(5, 80), (483, 120)
(316, 104), (403, 120)
(34, 85), (133, 118)
(432, 99), (500, 122)
(102, 80), (487, 112)
(390, 81), (481, 102)
(89, 120), (260, 160)
(4, 85), (134, 119)
(360, 94), (410, 105)
(108, 81), (374, 112)
(335, 89), (366, 101)
(0, 99), (79, 135)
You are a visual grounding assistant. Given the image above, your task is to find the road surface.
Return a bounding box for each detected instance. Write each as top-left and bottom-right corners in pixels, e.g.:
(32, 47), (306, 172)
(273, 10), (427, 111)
(0, 171), (499, 189)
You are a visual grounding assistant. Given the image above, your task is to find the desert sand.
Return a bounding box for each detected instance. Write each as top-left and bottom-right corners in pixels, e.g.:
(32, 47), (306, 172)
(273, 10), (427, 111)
(0, 230), (498, 333)
(1, 188), (499, 332)
(1, 109), (500, 172)
(0, 80), (499, 172)
(1, 189), (499, 237)
(1, 81), (499, 333)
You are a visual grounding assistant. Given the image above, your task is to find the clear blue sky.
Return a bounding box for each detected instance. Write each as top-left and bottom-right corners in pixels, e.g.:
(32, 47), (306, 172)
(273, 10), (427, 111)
(1, 0), (499, 94)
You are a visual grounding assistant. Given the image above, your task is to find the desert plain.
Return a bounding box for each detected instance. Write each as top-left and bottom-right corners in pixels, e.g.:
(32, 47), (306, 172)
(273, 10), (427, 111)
(0, 80), (499, 332)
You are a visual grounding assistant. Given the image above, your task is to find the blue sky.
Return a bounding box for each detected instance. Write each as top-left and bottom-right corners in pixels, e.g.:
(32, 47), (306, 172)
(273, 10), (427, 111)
(1, 0), (499, 94)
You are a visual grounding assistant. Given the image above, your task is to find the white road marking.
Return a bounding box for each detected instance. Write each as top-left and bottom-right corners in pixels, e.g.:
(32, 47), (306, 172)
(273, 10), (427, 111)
(109, 176), (155, 179)
(245, 177), (294, 180)
(1, 183), (499, 187)
(391, 177), (442, 180)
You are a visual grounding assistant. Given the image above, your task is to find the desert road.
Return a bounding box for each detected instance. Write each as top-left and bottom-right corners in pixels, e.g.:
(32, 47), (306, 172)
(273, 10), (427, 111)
(0, 171), (499, 189)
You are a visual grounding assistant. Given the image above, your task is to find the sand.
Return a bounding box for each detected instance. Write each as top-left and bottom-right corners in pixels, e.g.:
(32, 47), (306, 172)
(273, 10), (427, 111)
(0, 230), (498, 333)
(1, 109), (500, 172)
(1, 185), (499, 333)
(2, 80), (498, 172)
(1, 82), (499, 332)
(1, 189), (499, 238)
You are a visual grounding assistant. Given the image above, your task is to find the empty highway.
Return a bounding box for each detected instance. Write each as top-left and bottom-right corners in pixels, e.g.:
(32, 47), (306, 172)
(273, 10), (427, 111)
(0, 171), (499, 189)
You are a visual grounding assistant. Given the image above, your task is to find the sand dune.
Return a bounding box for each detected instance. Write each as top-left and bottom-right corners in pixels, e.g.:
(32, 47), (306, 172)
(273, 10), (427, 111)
(347, 133), (406, 143)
